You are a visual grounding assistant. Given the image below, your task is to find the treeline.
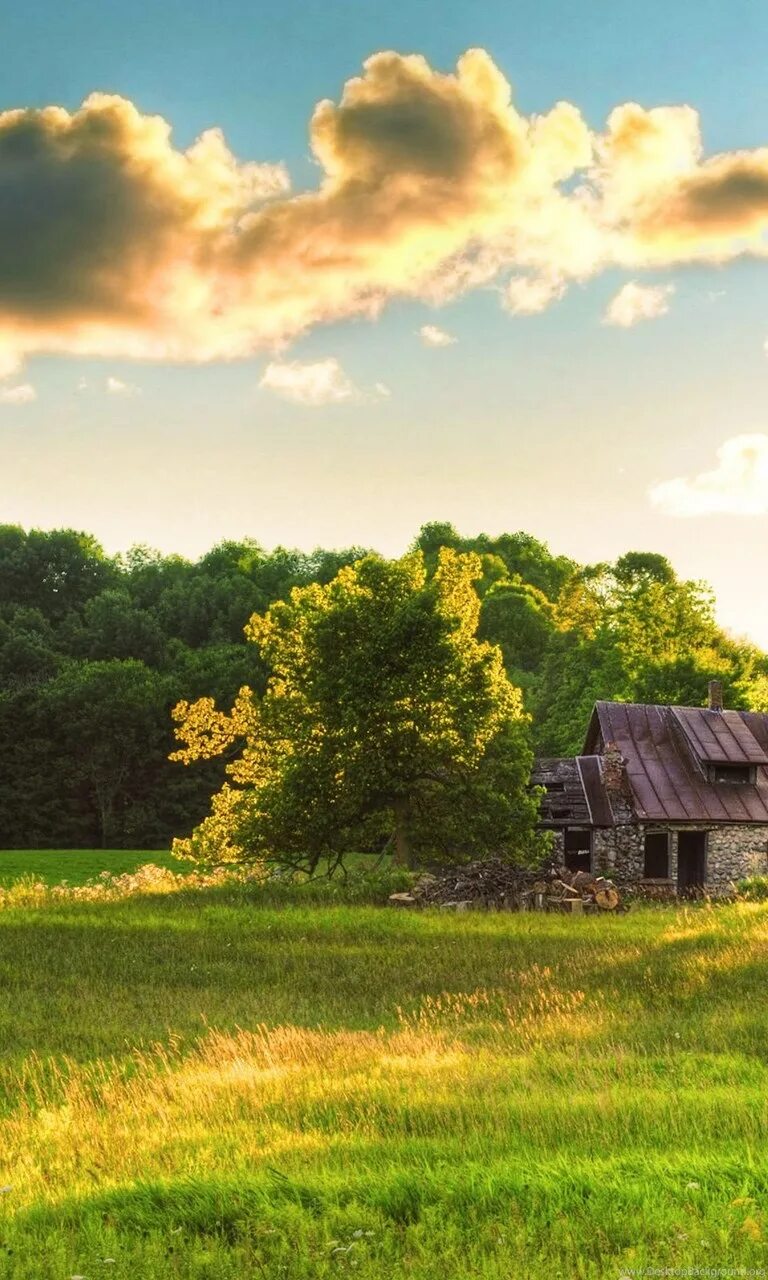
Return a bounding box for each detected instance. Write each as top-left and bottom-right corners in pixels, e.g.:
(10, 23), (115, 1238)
(0, 520), (765, 848)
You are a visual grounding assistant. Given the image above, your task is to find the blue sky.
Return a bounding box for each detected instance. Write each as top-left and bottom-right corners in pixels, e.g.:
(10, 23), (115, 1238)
(3, 0), (768, 642)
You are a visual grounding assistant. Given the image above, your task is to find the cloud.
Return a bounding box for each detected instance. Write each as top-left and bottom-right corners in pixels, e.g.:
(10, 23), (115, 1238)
(649, 434), (768, 516)
(503, 273), (566, 315)
(419, 324), (457, 347)
(0, 383), (36, 404)
(604, 281), (674, 327)
(0, 347), (22, 381)
(2, 55), (768, 363)
(106, 375), (140, 395)
(259, 358), (358, 405)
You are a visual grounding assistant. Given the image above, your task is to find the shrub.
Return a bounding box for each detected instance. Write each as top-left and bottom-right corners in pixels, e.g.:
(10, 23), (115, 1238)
(735, 875), (768, 901)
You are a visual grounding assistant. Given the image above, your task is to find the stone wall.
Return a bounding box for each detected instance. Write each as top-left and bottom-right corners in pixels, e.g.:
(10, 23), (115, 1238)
(551, 822), (768, 894)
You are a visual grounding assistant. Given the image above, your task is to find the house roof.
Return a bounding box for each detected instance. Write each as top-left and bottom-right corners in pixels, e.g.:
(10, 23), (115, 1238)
(580, 701), (768, 824)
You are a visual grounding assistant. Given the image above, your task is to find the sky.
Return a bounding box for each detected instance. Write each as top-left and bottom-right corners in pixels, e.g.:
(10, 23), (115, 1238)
(2, 0), (768, 641)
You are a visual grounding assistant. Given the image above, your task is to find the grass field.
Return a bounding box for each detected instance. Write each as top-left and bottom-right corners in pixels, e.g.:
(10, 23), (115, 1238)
(1, 865), (768, 1278)
(0, 848), (178, 886)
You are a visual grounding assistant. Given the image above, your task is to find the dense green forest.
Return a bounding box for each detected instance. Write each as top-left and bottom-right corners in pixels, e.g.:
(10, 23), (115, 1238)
(1, 520), (766, 849)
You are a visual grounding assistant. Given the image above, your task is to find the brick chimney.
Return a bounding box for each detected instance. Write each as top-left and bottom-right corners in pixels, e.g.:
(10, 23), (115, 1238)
(708, 680), (724, 712)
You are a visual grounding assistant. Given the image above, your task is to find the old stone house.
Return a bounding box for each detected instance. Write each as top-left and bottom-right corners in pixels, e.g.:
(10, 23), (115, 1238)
(532, 682), (768, 894)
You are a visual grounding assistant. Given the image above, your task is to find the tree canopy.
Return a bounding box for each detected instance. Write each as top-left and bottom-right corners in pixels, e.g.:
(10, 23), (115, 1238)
(171, 550), (540, 871)
(1, 520), (766, 851)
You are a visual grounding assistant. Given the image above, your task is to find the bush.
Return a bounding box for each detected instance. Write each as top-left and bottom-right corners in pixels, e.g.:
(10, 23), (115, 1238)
(735, 875), (768, 901)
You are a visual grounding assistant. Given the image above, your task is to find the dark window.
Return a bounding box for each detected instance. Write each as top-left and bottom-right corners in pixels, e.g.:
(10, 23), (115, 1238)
(710, 764), (753, 784)
(563, 828), (591, 872)
(550, 807), (573, 819)
(644, 832), (669, 878)
(545, 782), (565, 792)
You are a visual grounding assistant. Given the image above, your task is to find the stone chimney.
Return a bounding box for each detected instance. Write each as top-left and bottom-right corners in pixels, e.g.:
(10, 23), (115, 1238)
(601, 740), (626, 794)
(708, 680), (724, 712)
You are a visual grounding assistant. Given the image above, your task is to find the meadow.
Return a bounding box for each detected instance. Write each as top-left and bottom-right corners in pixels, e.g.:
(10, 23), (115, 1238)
(0, 849), (179, 887)
(1, 860), (768, 1279)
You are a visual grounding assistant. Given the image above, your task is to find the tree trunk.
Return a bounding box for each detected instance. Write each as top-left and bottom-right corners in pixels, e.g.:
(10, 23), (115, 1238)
(392, 797), (415, 869)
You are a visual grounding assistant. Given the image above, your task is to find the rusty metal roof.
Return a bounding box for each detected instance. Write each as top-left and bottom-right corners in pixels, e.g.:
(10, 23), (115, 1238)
(582, 701), (768, 824)
(671, 706), (768, 766)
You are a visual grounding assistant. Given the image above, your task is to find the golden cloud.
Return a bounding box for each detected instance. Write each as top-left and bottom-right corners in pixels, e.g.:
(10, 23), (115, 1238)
(650, 435), (768, 517)
(2, 51), (768, 365)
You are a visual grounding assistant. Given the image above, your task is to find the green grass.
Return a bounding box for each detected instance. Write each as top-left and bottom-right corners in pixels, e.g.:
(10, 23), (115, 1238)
(0, 847), (179, 886)
(1, 869), (768, 1278)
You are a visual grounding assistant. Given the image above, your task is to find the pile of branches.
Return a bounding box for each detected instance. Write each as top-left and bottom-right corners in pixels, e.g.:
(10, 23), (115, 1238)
(388, 857), (624, 913)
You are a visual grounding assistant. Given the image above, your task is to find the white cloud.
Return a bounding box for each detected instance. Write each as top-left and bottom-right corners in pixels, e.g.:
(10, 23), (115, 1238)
(0, 383), (36, 404)
(0, 348), (22, 381)
(649, 434), (768, 516)
(373, 381), (391, 398)
(259, 358), (358, 406)
(503, 274), (566, 315)
(604, 281), (674, 327)
(106, 375), (140, 395)
(419, 324), (457, 347)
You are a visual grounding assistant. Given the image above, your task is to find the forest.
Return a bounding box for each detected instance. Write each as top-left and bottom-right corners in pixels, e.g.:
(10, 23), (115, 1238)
(1, 519), (766, 850)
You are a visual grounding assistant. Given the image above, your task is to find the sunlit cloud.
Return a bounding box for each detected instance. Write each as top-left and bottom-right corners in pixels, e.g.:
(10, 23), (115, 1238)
(106, 375), (140, 395)
(649, 434), (768, 516)
(503, 273), (566, 315)
(2, 54), (768, 364)
(0, 347), (22, 381)
(0, 383), (36, 404)
(419, 324), (457, 347)
(604, 281), (674, 327)
(260, 358), (358, 405)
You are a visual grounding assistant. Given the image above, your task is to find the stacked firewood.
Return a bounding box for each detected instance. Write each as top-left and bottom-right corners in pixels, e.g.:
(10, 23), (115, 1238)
(387, 858), (624, 913)
(539, 866), (623, 914)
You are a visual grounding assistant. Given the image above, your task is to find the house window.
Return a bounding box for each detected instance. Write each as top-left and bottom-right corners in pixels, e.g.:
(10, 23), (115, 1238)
(710, 764), (754, 784)
(545, 782), (565, 792)
(563, 827), (591, 872)
(644, 831), (670, 879)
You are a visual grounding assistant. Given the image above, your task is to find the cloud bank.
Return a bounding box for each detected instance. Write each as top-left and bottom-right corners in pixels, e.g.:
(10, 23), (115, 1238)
(3, 51), (768, 365)
(649, 435), (768, 516)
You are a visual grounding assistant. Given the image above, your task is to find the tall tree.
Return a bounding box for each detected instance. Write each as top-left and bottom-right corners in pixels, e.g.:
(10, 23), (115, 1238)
(172, 550), (539, 871)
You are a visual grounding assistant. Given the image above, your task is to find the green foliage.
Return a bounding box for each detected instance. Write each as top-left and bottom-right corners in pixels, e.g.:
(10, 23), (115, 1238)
(735, 875), (768, 900)
(173, 550), (539, 870)
(534, 555), (758, 753)
(1, 520), (765, 847)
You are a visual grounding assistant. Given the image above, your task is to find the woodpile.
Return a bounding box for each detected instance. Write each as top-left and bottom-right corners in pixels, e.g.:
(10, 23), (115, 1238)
(540, 866), (623, 914)
(388, 858), (625, 914)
